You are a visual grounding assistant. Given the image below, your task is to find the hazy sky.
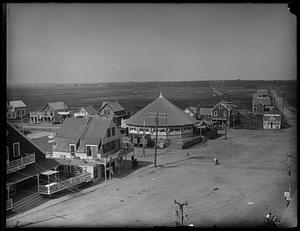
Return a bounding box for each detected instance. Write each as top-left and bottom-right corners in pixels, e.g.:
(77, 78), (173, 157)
(7, 3), (296, 85)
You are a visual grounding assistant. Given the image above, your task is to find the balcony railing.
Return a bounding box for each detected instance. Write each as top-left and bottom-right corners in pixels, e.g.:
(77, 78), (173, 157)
(7, 153), (35, 173)
(38, 172), (92, 195)
(6, 199), (13, 210)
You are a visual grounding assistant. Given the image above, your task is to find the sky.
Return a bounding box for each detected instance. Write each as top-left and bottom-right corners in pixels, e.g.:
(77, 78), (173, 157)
(6, 3), (296, 85)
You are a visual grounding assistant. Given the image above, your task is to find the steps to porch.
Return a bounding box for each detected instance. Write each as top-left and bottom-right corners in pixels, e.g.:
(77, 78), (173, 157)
(11, 193), (48, 214)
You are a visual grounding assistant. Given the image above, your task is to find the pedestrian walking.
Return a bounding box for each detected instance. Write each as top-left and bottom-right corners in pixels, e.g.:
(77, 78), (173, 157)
(214, 156), (219, 165)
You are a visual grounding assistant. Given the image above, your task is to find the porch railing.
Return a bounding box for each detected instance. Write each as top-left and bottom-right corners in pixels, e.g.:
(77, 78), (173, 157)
(6, 199), (13, 210)
(7, 153), (35, 173)
(38, 172), (92, 195)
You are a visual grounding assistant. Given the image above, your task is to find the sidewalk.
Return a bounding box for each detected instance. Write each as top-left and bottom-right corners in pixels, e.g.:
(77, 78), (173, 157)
(7, 160), (154, 227)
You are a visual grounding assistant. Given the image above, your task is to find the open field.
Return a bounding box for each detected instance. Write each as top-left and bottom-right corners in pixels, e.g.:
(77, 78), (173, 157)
(6, 126), (297, 228)
(7, 80), (296, 115)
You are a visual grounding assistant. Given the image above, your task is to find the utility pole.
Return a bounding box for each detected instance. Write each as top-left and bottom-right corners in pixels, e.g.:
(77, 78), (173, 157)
(149, 111), (166, 167)
(143, 120), (146, 157)
(225, 108), (229, 139)
(174, 199), (188, 227)
(286, 153), (292, 200)
(154, 113), (158, 167)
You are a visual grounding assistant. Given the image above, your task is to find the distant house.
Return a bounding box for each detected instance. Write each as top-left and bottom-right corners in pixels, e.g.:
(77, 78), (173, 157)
(252, 89), (272, 114)
(211, 101), (238, 127)
(263, 114), (281, 129)
(184, 106), (197, 119)
(6, 122), (59, 210)
(198, 107), (212, 121)
(7, 100), (27, 120)
(74, 105), (98, 118)
(52, 117), (133, 182)
(30, 101), (71, 124)
(99, 101), (128, 127)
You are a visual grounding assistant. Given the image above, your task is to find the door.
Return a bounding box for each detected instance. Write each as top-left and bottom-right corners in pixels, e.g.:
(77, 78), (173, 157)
(270, 122), (273, 129)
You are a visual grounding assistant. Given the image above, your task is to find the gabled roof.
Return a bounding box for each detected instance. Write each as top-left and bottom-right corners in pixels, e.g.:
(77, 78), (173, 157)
(54, 117), (114, 152)
(9, 100), (26, 108)
(263, 114), (281, 122)
(100, 101), (125, 112)
(126, 93), (197, 127)
(253, 96), (271, 106)
(212, 101), (237, 111)
(42, 102), (69, 111)
(82, 105), (98, 115)
(199, 108), (212, 115)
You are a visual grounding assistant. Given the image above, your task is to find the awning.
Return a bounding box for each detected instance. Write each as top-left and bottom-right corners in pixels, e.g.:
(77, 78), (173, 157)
(58, 111), (70, 115)
(40, 170), (59, 176)
(54, 158), (96, 167)
(6, 164), (40, 186)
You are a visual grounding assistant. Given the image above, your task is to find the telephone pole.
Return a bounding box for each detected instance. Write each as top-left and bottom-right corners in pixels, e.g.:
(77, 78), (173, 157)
(225, 108), (229, 139)
(174, 199), (188, 227)
(149, 111), (166, 167)
(143, 120), (146, 157)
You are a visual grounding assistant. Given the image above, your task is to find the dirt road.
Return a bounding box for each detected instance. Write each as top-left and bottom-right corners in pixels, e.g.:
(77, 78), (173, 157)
(7, 127), (296, 228)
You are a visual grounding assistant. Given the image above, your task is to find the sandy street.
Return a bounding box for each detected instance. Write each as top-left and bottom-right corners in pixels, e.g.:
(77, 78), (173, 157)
(7, 127), (296, 228)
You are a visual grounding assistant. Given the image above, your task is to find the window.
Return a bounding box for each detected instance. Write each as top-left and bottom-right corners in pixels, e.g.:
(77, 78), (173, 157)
(214, 111), (218, 117)
(219, 104), (222, 109)
(7, 146), (9, 162)
(112, 127), (115, 136)
(223, 111), (227, 117)
(13, 142), (20, 157)
(107, 128), (111, 137)
(69, 144), (76, 156)
(86, 146), (92, 156)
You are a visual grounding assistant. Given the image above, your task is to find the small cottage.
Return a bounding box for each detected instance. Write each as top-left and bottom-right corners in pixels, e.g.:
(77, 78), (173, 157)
(211, 101), (237, 127)
(263, 114), (281, 129)
(252, 89), (272, 114)
(74, 105), (98, 118)
(7, 100), (27, 119)
(99, 100), (128, 127)
(30, 101), (70, 124)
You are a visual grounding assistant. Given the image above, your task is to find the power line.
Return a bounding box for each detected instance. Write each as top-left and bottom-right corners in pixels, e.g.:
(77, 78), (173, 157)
(148, 112), (167, 167)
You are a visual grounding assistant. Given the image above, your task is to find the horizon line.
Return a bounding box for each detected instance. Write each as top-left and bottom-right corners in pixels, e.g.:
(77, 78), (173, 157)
(7, 79), (296, 86)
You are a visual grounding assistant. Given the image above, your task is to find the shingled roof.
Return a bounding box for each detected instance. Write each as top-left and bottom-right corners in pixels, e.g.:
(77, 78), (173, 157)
(9, 100), (26, 108)
(82, 105), (98, 115)
(100, 101), (125, 112)
(42, 102), (69, 111)
(53, 117), (114, 152)
(126, 93), (197, 127)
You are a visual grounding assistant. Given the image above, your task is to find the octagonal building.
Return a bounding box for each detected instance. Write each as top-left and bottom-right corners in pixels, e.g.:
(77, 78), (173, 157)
(125, 93), (198, 141)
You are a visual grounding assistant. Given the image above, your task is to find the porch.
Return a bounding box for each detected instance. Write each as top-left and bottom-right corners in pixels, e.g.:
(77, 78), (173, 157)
(7, 153), (36, 174)
(38, 170), (92, 195)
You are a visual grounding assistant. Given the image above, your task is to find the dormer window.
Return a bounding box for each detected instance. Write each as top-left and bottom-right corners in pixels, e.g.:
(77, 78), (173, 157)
(219, 104), (222, 109)
(107, 128), (111, 137)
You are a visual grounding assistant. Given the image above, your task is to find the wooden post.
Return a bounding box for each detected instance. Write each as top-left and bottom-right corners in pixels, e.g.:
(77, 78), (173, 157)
(143, 120), (145, 157)
(104, 160), (107, 183)
(37, 174), (40, 192)
(154, 112), (158, 167)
